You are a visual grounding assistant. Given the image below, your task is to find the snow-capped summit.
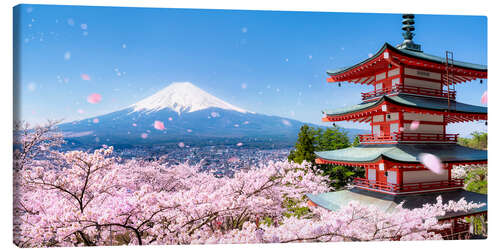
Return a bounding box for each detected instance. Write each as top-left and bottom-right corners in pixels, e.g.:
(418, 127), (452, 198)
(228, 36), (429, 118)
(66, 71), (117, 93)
(130, 82), (249, 114)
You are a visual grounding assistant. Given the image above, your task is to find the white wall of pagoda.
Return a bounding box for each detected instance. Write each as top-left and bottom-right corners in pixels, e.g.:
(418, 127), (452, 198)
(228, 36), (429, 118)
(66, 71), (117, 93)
(403, 170), (448, 183)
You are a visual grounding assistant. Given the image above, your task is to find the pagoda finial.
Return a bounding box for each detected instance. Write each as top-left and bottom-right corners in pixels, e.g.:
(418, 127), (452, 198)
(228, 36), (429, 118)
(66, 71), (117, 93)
(397, 14), (422, 52)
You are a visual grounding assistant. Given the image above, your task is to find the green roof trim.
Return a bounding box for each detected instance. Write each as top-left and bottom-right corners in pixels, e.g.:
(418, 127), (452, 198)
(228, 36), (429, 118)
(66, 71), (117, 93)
(322, 94), (487, 116)
(315, 143), (487, 164)
(306, 188), (487, 219)
(326, 43), (487, 76)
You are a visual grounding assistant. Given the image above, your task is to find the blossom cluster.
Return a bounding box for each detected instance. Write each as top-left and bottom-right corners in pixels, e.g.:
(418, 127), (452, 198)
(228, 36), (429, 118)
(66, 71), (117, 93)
(13, 146), (484, 247)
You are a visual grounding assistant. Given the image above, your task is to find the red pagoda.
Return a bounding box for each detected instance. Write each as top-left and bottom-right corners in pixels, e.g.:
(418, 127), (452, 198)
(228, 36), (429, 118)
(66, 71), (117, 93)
(307, 14), (487, 239)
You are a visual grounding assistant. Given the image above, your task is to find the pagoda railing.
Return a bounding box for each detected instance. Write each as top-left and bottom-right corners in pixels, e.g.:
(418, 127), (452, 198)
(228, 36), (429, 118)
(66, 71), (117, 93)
(358, 132), (458, 143)
(353, 178), (464, 193)
(361, 85), (456, 101)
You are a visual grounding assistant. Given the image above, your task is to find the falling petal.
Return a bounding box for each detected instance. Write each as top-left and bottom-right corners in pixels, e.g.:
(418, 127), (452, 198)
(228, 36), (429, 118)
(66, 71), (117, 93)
(92, 118), (99, 124)
(64, 51), (71, 60)
(210, 112), (220, 118)
(410, 120), (420, 131)
(236, 142), (243, 147)
(168, 117), (173, 121)
(481, 91), (487, 105)
(27, 82), (37, 91)
(418, 153), (444, 174)
(86, 93), (102, 104)
(281, 119), (291, 126)
(140, 133), (148, 139)
(187, 129), (192, 133)
(80, 23), (87, 30)
(132, 123), (137, 127)
(81, 74), (91, 81)
(178, 142), (185, 148)
(241, 83), (247, 89)
(154, 120), (165, 130)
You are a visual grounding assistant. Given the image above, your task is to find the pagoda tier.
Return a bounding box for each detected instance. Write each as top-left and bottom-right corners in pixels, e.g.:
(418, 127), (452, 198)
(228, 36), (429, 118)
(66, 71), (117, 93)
(314, 143), (486, 195)
(321, 93), (487, 144)
(306, 187), (486, 220)
(327, 43), (487, 87)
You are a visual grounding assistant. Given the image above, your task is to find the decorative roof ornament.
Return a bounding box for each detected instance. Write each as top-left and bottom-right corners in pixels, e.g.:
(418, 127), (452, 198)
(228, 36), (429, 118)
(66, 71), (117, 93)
(397, 14), (422, 52)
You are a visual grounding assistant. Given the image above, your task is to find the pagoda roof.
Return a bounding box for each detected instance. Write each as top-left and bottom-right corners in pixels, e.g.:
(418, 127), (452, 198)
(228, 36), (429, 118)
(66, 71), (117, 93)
(306, 188), (487, 220)
(315, 143), (487, 164)
(327, 43), (487, 76)
(326, 43), (487, 85)
(322, 93), (487, 118)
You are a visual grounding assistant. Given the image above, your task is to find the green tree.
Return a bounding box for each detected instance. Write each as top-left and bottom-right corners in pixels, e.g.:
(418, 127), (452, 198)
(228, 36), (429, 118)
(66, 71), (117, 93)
(288, 125), (364, 189)
(351, 136), (360, 147)
(458, 132), (487, 150)
(317, 127), (351, 151)
(288, 125), (319, 164)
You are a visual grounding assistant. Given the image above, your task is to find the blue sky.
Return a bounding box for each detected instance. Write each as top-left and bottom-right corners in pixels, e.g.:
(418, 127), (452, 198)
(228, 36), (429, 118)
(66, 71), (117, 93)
(14, 5), (487, 136)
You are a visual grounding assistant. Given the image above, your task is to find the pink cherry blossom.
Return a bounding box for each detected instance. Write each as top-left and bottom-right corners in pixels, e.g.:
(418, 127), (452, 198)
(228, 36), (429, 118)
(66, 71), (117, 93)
(87, 93), (102, 104)
(154, 120), (165, 130)
(410, 120), (420, 131)
(81, 73), (91, 81)
(92, 118), (99, 124)
(481, 91), (487, 104)
(236, 142), (243, 147)
(178, 142), (185, 148)
(140, 133), (148, 139)
(132, 123), (137, 127)
(13, 123), (486, 247)
(418, 153), (444, 174)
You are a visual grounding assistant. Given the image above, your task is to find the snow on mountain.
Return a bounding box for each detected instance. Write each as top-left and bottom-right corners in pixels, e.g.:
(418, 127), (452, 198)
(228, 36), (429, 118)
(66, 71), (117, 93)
(130, 82), (249, 114)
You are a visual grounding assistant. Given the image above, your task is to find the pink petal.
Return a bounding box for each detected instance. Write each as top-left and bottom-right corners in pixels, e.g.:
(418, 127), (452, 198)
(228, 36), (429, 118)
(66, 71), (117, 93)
(92, 118), (99, 123)
(481, 91), (487, 105)
(168, 117), (173, 121)
(236, 142), (243, 147)
(418, 153), (444, 174)
(153, 120), (165, 130)
(77, 109), (85, 114)
(410, 120), (420, 131)
(81, 73), (91, 81)
(132, 123), (137, 127)
(178, 142), (185, 148)
(140, 133), (148, 139)
(87, 93), (102, 104)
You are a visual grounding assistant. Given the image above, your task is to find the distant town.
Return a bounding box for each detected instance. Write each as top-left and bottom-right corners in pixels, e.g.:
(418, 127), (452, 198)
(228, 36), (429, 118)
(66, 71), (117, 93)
(117, 145), (292, 177)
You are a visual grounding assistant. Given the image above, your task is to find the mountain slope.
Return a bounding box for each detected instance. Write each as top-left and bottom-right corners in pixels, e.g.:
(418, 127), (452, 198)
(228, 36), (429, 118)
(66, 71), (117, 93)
(58, 82), (367, 147)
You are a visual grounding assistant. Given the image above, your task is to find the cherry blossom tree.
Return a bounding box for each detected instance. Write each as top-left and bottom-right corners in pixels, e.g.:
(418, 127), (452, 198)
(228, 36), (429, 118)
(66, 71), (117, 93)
(13, 124), (485, 247)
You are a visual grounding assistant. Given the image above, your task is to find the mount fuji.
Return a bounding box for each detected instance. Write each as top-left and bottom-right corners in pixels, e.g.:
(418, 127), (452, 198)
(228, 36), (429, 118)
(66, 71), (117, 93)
(58, 82), (365, 148)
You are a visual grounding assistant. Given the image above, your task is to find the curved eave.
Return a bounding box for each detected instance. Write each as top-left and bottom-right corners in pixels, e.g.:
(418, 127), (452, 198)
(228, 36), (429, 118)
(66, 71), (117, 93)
(326, 43), (487, 83)
(322, 94), (487, 123)
(326, 44), (389, 76)
(315, 144), (487, 166)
